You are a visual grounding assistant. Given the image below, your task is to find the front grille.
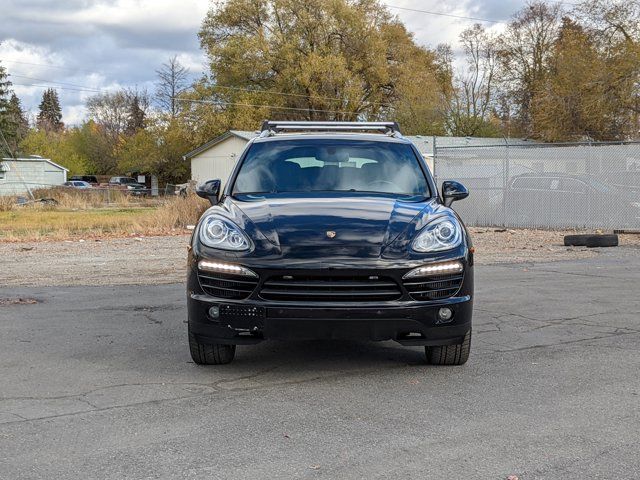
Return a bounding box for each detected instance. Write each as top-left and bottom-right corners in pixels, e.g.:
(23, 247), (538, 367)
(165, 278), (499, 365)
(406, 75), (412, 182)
(198, 271), (258, 299)
(403, 273), (464, 301)
(259, 274), (402, 302)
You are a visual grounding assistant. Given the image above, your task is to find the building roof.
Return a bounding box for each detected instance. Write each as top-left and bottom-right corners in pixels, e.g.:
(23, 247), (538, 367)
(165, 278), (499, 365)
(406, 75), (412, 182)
(183, 130), (258, 160)
(1, 157), (69, 172)
(184, 130), (536, 159)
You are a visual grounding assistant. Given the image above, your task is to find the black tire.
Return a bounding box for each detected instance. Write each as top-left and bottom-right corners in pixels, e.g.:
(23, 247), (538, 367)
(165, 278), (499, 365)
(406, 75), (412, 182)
(189, 332), (236, 365)
(564, 234), (590, 246)
(586, 234), (618, 248)
(425, 330), (471, 366)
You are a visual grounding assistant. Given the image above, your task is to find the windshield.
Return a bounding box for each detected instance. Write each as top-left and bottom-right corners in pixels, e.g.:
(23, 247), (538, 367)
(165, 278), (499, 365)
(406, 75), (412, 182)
(232, 139), (430, 199)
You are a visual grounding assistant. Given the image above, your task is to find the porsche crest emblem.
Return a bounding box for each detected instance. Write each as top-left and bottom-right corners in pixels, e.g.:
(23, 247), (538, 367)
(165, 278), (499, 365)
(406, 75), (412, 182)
(326, 231), (337, 239)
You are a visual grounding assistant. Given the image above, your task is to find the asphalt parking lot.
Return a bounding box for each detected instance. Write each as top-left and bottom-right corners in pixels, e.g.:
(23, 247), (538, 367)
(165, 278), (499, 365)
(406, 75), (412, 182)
(1, 249), (639, 479)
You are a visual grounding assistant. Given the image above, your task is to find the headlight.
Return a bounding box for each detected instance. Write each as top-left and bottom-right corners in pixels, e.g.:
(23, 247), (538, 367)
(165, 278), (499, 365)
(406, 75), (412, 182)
(412, 216), (462, 252)
(199, 214), (251, 251)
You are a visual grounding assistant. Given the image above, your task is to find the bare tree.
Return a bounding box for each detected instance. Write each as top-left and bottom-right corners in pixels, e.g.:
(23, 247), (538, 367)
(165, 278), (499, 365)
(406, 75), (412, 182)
(446, 24), (498, 136)
(577, 0), (640, 44)
(496, 2), (562, 136)
(86, 88), (150, 138)
(155, 56), (189, 117)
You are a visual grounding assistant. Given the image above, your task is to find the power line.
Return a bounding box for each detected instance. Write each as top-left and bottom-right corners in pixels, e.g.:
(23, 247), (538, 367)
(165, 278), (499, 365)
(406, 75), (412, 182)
(207, 84), (391, 108)
(385, 4), (501, 24)
(176, 98), (370, 116)
(10, 75), (103, 92)
(11, 81), (103, 93)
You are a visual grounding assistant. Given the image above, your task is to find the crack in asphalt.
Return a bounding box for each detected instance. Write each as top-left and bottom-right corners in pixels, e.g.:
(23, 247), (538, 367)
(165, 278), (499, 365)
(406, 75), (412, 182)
(0, 381), (221, 403)
(489, 330), (640, 354)
(1, 325), (637, 427)
(0, 362), (416, 427)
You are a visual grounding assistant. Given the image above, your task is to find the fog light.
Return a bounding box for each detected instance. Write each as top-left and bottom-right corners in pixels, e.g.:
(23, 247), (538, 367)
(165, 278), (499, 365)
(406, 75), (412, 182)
(403, 261), (464, 279)
(438, 307), (453, 322)
(208, 306), (220, 318)
(198, 260), (257, 278)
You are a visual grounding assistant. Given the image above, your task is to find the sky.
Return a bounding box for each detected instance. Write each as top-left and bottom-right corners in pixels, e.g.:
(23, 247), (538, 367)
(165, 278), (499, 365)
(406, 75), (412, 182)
(0, 0), (527, 126)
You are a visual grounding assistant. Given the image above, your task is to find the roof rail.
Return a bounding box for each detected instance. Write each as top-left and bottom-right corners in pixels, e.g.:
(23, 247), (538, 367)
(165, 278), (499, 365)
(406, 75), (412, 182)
(260, 120), (402, 137)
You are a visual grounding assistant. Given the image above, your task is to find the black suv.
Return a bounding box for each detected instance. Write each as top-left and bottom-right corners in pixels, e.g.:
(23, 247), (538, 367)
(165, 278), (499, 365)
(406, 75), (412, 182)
(187, 121), (473, 365)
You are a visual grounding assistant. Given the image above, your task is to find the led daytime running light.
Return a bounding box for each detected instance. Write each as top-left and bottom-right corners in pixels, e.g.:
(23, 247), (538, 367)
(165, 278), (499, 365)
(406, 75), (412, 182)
(198, 260), (258, 278)
(403, 261), (464, 279)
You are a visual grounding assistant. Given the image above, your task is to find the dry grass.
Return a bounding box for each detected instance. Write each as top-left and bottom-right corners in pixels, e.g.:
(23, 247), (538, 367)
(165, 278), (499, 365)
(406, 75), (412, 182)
(0, 195), (15, 212)
(33, 187), (143, 209)
(0, 187), (158, 212)
(0, 194), (210, 241)
(137, 194), (210, 231)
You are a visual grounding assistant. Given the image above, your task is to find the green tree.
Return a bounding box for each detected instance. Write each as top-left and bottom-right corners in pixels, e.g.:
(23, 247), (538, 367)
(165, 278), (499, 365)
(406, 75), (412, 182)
(6, 93), (30, 153)
(20, 128), (88, 176)
(117, 117), (194, 184)
(197, 0), (449, 133)
(125, 93), (146, 135)
(117, 128), (160, 173)
(0, 62), (15, 156)
(36, 88), (64, 132)
(69, 120), (117, 174)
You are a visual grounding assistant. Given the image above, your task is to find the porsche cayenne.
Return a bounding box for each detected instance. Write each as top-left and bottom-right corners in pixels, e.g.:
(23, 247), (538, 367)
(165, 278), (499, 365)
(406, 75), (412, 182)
(187, 121), (473, 365)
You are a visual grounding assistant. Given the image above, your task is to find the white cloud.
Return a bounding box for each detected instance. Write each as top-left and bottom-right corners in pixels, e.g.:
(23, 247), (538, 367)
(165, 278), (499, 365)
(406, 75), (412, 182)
(0, 0), (527, 126)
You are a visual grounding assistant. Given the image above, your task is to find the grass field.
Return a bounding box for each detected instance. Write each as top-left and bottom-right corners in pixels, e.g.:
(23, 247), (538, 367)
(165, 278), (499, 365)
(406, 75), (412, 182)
(0, 194), (209, 241)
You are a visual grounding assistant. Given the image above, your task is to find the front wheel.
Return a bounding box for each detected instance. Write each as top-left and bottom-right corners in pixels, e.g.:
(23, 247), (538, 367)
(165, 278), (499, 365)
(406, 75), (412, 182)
(425, 330), (471, 365)
(189, 332), (236, 365)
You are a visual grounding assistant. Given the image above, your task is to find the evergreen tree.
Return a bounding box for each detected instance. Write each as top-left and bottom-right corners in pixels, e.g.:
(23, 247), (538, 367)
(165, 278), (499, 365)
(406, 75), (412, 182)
(0, 62), (14, 156)
(125, 93), (146, 135)
(5, 93), (29, 154)
(37, 88), (64, 131)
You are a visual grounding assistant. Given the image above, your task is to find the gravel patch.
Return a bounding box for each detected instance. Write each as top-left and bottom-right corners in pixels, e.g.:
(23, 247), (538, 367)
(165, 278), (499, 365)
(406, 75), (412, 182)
(1, 229), (638, 287)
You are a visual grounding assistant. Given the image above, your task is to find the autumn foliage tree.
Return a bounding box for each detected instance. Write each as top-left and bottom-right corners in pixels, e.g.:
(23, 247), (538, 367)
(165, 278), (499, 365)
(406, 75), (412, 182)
(196, 0), (449, 134)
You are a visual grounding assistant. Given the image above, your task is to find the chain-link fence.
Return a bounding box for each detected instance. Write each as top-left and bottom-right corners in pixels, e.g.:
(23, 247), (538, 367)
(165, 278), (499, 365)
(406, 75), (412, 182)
(433, 141), (640, 230)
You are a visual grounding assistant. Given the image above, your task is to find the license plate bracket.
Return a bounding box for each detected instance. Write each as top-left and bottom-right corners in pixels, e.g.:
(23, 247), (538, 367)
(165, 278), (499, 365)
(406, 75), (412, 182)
(220, 304), (265, 330)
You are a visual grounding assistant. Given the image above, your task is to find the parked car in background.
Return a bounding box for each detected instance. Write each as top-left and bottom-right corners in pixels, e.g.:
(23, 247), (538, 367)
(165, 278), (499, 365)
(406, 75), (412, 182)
(63, 180), (93, 189)
(108, 176), (147, 195)
(505, 173), (640, 227)
(604, 171), (640, 199)
(69, 175), (99, 185)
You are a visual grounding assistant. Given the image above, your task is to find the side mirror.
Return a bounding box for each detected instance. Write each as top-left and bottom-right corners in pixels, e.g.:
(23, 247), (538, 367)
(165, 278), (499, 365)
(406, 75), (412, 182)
(196, 179), (221, 205)
(442, 180), (469, 207)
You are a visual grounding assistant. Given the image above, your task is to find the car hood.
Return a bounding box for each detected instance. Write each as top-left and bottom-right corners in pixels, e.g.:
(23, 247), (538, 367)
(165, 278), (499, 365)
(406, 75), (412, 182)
(223, 193), (438, 259)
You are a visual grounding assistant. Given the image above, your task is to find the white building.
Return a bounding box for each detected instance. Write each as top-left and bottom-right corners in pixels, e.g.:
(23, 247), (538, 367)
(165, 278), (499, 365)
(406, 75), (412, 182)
(0, 156), (68, 196)
(184, 130), (257, 186)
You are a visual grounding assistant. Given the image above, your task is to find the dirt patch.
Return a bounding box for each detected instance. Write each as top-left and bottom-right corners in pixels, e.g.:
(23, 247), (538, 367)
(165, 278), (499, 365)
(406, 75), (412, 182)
(471, 227), (640, 264)
(1, 229), (638, 287)
(0, 235), (190, 287)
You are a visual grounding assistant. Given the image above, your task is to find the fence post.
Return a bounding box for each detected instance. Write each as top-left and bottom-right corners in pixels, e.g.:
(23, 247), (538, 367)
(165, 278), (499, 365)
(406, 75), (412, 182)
(502, 137), (510, 227)
(432, 135), (437, 184)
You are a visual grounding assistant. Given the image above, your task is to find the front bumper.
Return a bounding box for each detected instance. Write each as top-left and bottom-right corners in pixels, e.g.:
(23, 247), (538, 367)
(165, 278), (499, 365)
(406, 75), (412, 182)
(187, 254), (473, 347)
